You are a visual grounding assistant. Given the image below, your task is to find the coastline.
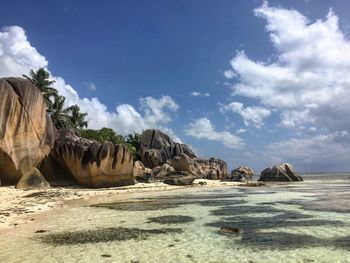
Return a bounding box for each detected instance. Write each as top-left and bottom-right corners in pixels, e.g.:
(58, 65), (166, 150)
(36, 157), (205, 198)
(0, 179), (248, 231)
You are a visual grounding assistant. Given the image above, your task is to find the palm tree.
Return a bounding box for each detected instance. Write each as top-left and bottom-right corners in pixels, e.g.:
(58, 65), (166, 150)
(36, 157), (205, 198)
(23, 68), (57, 112)
(125, 132), (142, 153)
(67, 105), (88, 129)
(50, 95), (72, 129)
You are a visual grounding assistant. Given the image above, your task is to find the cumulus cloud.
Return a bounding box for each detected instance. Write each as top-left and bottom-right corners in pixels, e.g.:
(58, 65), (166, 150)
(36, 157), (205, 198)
(226, 3), (350, 132)
(190, 91), (211, 97)
(0, 25), (180, 140)
(221, 102), (271, 128)
(267, 132), (350, 171)
(184, 117), (244, 149)
(0, 26), (48, 77)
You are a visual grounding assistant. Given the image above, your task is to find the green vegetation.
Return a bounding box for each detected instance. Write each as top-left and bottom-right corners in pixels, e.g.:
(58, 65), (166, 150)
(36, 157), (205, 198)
(25, 68), (142, 158)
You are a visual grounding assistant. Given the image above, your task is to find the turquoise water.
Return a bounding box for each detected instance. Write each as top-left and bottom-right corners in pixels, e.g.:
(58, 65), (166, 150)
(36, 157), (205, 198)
(1, 174), (350, 262)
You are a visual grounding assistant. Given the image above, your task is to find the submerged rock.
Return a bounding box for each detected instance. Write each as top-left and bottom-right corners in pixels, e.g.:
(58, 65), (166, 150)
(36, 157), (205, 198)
(0, 78), (56, 185)
(15, 167), (50, 189)
(51, 129), (135, 188)
(258, 163), (303, 182)
(229, 166), (254, 182)
(220, 226), (240, 234)
(163, 171), (195, 186)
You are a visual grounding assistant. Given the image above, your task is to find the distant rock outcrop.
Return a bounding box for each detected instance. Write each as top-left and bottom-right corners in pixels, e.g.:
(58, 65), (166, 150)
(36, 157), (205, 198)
(258, 163), (303, 182)
(163, 171), (195, 186)
(196, 158), (228, 180)
(229, 166), (254, 182)
(171, 154), (204, 177)
(0, 78), (56, 185)
(50, 129), (135, 188)
(139, 129), (196, 168)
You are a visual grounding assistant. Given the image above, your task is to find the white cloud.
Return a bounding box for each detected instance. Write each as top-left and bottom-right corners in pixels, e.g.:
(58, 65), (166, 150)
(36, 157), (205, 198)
(84, 81), (97, 91)
(267, 132), (350, 171)
(0, 25), (181, 140)
(0, 26), (47, 77)
(223, 69), (236, 79)
(190, 91), (211, 97)
(184, 117), (244, 149)
(226, 3), (350, 132)
(236, 128), (246, 134)
(221, 102), (271, 128)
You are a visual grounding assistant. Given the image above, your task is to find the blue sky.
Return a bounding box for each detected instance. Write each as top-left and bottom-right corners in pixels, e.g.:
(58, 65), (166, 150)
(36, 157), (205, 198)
(1, 0), (350, 172)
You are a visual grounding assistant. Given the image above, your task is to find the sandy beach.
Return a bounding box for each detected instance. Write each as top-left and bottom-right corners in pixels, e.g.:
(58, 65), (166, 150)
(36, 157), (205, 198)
(0, 179), (248, 230)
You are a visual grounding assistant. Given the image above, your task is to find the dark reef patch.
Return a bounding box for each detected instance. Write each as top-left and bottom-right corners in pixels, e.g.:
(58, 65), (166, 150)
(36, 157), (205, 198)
(38, 227), (182, 245)
(91, 201), (181, 211)
(148, 215), (195, 224)
(210, 205), (286, 216)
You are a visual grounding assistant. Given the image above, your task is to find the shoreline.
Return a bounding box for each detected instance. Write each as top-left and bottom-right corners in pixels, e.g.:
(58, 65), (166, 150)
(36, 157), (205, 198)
(0, 179), (248, 231)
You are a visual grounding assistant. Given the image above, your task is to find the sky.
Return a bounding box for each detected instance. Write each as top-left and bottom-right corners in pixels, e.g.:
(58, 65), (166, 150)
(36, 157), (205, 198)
(1, 0), (350, 172)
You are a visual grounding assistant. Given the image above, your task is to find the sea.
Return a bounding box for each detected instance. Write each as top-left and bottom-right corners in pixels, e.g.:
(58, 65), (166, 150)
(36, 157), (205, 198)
(1, 174), (350, 263)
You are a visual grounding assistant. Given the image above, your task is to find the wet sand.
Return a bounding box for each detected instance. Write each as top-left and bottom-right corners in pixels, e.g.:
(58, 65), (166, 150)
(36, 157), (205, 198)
(0, 179), (247, 230)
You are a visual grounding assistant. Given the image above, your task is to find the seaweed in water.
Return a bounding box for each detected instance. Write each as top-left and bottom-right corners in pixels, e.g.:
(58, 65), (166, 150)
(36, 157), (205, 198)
(148, 215), (195, 224)
(38, 227), (183, 245)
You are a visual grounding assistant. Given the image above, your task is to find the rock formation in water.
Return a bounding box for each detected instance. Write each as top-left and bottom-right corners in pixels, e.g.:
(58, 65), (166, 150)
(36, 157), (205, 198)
(0, 78), (56, 185)
(50, 129), (135, 188)
(139, 129), (196, 168)
(229, 166), (254, 182)
(258, 163), (303, 181)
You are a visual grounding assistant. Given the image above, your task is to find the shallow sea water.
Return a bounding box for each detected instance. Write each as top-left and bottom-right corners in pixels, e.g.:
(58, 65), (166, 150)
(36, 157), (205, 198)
(1, 174), (350, 263)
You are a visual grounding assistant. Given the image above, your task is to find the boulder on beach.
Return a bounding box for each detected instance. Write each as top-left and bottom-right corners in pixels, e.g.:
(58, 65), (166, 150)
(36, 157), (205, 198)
(152, 163), (175, 179)
(196, 158), (228, 179)
(50, 129), (135, 188)
(16, 167), (50, 189)
(229, 166), (254, 182)
(163, 171), (195, 186)
(135, 173), (155, 183)
(0, 78), (56, 185)
(133, 160), (153, 178)
(258, 163), (303, 182)
(139, 129), (196, 168)
(171, 154), (204, 177)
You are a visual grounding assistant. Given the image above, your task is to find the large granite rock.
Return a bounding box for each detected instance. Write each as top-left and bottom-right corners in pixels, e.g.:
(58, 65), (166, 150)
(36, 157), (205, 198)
(229, 166), (254, 182)
(171, 154), (204, 177)
(196, 158), (228, 179)
(258, 163), (303, 182)
(133, 161), (153, 178)
(139, 129), (196, 168)
(152, 164), (175, 179)
(51, 129), (135, 188)
(0, 78), (56, 185)
(16, 167), (50, 189)
(163, 171), (195, 186)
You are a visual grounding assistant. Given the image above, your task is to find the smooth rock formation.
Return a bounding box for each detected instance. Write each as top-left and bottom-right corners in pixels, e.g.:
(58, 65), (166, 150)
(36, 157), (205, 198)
(152, 163), (175, 179)
(196, 158), (228, 179)
(133, 160), (153, 178)
(16, 168), (50, 189)
(258, 163), (303, 182)
(51, 129), (134, 188)
(205, 169), (219, 180)
(163, 171), (195, 186)
(0, 78), (56, 185)
(171, 154), (204, 177)
(229, 166), (254, 182)
(139, 129), (196, 168)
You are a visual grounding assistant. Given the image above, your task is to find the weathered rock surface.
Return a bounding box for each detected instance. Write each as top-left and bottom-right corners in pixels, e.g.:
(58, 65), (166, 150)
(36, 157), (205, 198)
(171, 154), (204, 177)
(229, 166), (254, 182)
(152, 164), (175, 179)
(135, 173), (155, 183)
(258, 163), (303, 182)
(163, 171), (195, 186)
(0, 78), (56, 185)
(196, 158), (228, 179)
(139, 129), (196, 168)
(16, 167), (50, 189)
(133, 160), (152, 178)
(205, 169), (219, 180)
(51, 129), (134, 188)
